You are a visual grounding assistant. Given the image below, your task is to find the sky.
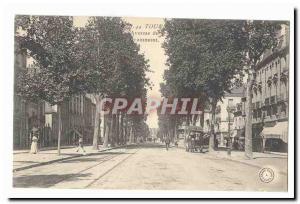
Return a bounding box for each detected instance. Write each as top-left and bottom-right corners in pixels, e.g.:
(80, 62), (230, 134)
(73, 16), (168, 129)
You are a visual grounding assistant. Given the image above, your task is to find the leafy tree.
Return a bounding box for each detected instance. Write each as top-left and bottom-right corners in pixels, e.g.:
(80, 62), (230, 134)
(75, 17), (150, 148)
(161, 19), (246, 151)
(15, 15), (83, 155)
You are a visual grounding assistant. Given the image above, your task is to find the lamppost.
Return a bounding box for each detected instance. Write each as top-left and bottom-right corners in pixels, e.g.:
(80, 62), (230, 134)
(227, 100), (234, 156)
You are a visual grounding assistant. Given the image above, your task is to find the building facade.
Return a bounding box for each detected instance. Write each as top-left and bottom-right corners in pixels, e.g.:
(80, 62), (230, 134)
(13, 41), (96, 149)
(214, 86), (245, 147)
(251, 24), (289, 152)
(232, 24), (289, 152)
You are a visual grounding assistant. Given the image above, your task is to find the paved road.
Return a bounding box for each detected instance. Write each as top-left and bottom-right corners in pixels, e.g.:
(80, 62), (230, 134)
(13, 143), (287, 191)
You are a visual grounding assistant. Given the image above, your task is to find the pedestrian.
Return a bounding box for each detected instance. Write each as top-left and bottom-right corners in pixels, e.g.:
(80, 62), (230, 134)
(215, 138), (219, 149)
(175, 140), (178, 148)
(30, 126), (39, 154)
(224, 139), (227, 148)
(76, 136), (86, 155)
(165, 136), (170, 151)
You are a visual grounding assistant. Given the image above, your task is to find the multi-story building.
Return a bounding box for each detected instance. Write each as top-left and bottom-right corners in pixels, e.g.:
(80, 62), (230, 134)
(13, 41), (96, 149)
(14, 39), (46, 149)
(232, 24), (289, 152)
(46, 95), (96, 146)
(214, 86), (245, 147)
(251, 24), (289, 152)
(185, 86), (245, 148)
(232, 96), (246, 150)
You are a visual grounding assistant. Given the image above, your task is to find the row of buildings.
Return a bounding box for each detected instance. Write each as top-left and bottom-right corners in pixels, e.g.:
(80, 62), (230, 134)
(196, 24), (289, 153)
(13, 41), (96, 149)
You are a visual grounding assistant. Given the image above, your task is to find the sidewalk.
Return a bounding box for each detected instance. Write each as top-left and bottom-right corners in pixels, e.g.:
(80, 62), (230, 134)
(13, 145), (75, 154)
(207, 150), (288, 175)
(13, 145), (129, 172)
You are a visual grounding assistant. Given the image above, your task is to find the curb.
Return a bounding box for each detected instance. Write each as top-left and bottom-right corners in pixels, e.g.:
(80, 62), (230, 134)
(13, 146), (75, 154)
(13, 145), (133, 172)
(207, 154), (287, 176)
(263, 151), (288, 156)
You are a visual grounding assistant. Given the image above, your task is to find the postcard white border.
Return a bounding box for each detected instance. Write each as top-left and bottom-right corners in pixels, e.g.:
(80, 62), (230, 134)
(0, 0), (295, 199)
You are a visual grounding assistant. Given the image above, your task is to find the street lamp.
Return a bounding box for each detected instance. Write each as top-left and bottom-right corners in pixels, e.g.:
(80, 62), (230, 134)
(227, 99), (234, 156)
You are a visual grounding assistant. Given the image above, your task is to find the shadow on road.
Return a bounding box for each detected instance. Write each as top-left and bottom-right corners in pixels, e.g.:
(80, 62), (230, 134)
(59, 152), (134, 163)
(13, 173), (92, 188)
(129, 143), (167, 149)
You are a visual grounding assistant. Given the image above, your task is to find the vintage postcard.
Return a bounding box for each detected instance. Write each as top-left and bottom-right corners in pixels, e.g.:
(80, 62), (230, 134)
(7, 3), (294, 199)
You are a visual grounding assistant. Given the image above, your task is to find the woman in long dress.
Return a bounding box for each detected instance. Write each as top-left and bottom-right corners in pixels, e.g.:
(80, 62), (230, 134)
(30, 127), (39, 154)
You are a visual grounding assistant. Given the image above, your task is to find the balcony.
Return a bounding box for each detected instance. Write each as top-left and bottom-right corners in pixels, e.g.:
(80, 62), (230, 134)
(270, 96), (276, 104)
(256, 102), (261, 109)
(280, 71), (288, 83)
(215, 117), (221, 124)
(252, 102), (261, 110)
(277, 94), (288, 103)
(263, 98), (270, 107)
(277, 112), (288, 121)
(252, 117), (262, 124)
(264, 113), (279, 123)
(225, 117), (234, 122)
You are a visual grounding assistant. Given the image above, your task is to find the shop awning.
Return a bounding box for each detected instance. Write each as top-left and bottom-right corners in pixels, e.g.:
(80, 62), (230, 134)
(261, 121), (288, 143)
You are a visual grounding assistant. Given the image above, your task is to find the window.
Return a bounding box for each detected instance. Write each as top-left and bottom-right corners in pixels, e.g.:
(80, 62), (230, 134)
(257, 109), (262, 118)
(253, 110), (257, 119)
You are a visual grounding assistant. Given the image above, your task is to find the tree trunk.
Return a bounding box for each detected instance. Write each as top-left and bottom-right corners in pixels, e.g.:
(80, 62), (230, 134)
(120, 113), (124, 145)
(116, 113), (119, 145)
(192, 114), (197, 126)
(245, 71), (254, 159)
(110, 114), (116, 146)
(103, 114), (106, 143)
(200, 110), (205, 128)
(57, 104), (62, 155)
(92, 95), (101, 150)
(209, 100), (217, 152)
(186, 115), (190, 125)
(103, 114), (109, 148)
(174, 117), (177, 141)
(129, 125), (134, 144)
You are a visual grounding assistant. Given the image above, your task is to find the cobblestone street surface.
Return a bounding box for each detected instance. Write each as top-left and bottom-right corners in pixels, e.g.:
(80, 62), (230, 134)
(13, 143), (287, 191)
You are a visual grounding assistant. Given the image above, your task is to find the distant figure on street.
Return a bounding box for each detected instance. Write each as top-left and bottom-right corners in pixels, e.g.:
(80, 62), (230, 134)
(76, 136), (86, 155)
(174, 140), (178, 148)
(214, 138), (219, 149)
(30, 126), (39, 154)
(165, 136), (170, 151)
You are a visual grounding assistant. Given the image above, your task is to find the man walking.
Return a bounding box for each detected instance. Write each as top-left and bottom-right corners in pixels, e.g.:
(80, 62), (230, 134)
(165, 136), (170, 151)
(76, 136), (86, 155)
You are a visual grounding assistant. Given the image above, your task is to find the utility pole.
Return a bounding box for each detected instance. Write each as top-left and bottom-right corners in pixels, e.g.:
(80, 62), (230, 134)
(227, 100), (233, 156)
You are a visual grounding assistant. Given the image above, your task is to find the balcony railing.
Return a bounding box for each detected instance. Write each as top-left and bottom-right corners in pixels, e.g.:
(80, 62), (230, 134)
(277, 94), (287, 103)
(264, 98), (270, 106)
(270, 96), (276, 104)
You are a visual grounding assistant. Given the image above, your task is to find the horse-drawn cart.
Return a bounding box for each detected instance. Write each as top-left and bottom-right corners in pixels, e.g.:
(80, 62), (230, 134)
(183, 126), (209, 153)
